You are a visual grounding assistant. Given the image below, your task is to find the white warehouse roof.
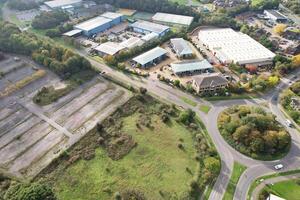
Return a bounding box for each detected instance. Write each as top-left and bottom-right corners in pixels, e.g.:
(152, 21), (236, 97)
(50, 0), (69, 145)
(141, 32), (159, 41)
(133, 47), (167, 66)
(95, 42), (125, 56)
(120, 37), (144, 49)
(131, 20), (169, 35)
(101, 12), (123, 20)
(198, 28), (275, 65)
(74, 16), (111, 32)
(44, 0), (82, 8)
(152, 12), (194, 26)
(62, 29), (82, 36)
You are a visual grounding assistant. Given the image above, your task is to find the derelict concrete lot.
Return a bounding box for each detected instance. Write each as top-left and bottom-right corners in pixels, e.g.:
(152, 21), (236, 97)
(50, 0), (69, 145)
(0, 55), (131, 180)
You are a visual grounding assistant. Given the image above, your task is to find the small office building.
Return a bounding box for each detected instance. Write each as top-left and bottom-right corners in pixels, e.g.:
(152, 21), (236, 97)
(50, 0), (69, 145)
(133, 47), (168, 68)
(192, 73), (228, 94)
(44, 0), (82, 10)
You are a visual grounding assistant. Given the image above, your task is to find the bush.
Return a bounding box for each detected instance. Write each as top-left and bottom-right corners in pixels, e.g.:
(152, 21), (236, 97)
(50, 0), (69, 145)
(4, 182), (56, 200)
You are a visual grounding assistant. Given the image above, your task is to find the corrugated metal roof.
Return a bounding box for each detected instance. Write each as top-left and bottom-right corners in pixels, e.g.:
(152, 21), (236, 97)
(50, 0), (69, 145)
(120, 37), (144, 49)
(95, 42), (125, 55)
(141, 32), (159, 41)
(63, 29), (82, 36)
(74, 16), (111, 32)
(101, 12), (124, 20)
(170, 38), (193, 56)
(133, 47), (167, 65)
(152, 12), (194, 26)
(171, 59), (213, 73)
(44, 0), (82, 8)
(131, 20), (169, 35)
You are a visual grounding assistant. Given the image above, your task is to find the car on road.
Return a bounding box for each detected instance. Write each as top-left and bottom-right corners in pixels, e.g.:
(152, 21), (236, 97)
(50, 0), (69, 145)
(274, 164), (283, 170)
(286, 119), (293, 127)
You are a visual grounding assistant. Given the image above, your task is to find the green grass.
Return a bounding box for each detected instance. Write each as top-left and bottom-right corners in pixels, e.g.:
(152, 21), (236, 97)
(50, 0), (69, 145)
(169, 0), (188, 5)
(263, 179), (300, 200)
(52, 114), (199, 200)
(204, 94), (257, 101)
(247, 169), (300, 200)
(181, 96), (197, 107)
(223, 162), (247, 200)
(199, 105), (211, 114)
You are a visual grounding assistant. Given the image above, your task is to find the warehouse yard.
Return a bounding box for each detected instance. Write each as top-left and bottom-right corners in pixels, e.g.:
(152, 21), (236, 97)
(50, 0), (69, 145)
(0, 55), (131, 180)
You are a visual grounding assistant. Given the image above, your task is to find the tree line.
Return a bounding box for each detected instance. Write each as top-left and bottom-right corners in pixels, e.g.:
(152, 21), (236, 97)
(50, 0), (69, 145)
(7, 0), (39, 11)
(0, 21), (92, 79)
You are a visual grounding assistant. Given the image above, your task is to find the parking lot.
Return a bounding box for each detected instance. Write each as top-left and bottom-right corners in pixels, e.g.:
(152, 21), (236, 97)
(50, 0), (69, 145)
(0, 55), (131, 179)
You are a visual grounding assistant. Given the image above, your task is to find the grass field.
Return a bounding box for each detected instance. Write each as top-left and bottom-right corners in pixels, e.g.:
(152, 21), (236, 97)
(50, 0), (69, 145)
(263, 179), (300, 200)
(199, 105), (211, 114)
(181, 96), (197, 107)
(169, 0), (188, 5)
(50, 102), (201, 199)
(223, 162), (247, 200)
(247, 169), (300, 200)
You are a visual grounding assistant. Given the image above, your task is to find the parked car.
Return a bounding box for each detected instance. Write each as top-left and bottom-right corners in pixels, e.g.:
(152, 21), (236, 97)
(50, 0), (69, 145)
(274, 164), (283, 170)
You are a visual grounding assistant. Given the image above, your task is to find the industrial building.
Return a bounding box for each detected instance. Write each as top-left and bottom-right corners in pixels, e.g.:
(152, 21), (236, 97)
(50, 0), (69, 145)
(94, 42), (125, 56)
(44, 0), (82, 10)
(120, 37), (144, 49)
(101, 12), (125, 25)
(264, 10), (288, 23)
(198, 28), (276, 66)
(152, 12), (194, 27)
(192, 73), (228, 94)
(171, 59), (213, 76)
(74, 12), (124, 36)
(170, 38), (193, 58)
(141, 32), (159, 41)
(133, 47), (168, 67)
(130, 20), (170, 37)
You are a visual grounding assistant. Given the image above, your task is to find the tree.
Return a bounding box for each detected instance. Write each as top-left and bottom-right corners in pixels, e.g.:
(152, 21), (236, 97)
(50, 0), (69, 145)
(204, 157), (220, 175)
(273, 24), (287, 35)
(103, 55), (117, 66)
(233, 125), (250, 142)
(139, 87), (147, 95)
(4, 182), (56, 200)
(292, 54), (300, 68)
(268, 76), (279, 87)
(250, 137), (265, 153)
(178, 109), (195, 125)
(277, 131), (290, 150)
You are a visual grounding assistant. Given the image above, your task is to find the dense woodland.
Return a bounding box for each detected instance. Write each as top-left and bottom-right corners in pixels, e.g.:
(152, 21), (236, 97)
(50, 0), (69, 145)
(0, 21), (92, 79)
(32, 11), (69, 30)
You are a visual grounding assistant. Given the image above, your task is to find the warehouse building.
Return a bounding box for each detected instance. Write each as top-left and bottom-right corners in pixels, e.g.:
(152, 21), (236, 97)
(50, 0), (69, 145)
(130, 20), (170, 37)
(264, 10), (288, 23)
(152, 12), (194, 27)
(198, 28), (275, 66)
(74, 12), (124, 36)
(44, 0), (82, 10)
(120, 37), (144, 49)
(74, 16), (112, 36)
(101, 12), (125, 25)
(171, 59), (213, 76)
(170, 38), (193, 58)
(133, 47), (168, 68)
(192, 73), (228, 94)
(141, 32), (159, 41)
(94, 42), (125, 56)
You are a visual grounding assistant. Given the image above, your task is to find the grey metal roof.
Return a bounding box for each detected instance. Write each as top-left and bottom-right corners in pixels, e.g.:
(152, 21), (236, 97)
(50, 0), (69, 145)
(44, 0), (82, 8)
(74, 16), (111, 32)
(63, 29), (82, 36)
(171, 59), (213, 73)
(170, 38), (193, 56)
(95, 42), (125, 55)
(131, 20), (169, 35)
(101, 12), (124, 20)
(193, 73), (228, 88)
(133, 47), (167, 65)
(265, 10), (287, 20)
(152, 12), (194, 26)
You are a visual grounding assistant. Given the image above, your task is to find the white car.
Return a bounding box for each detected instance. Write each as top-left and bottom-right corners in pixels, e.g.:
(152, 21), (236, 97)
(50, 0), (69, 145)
(274, 164), (283, 170)
(286, 120), (293, 127)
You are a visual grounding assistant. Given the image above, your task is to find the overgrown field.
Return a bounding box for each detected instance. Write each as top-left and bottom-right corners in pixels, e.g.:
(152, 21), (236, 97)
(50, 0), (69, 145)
(38, 94), (220, 200)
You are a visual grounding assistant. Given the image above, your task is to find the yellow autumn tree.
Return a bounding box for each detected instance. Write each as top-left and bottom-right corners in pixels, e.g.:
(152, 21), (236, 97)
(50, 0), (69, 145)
(292, 54), (300, 68)
(273, 24), (287, 35)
